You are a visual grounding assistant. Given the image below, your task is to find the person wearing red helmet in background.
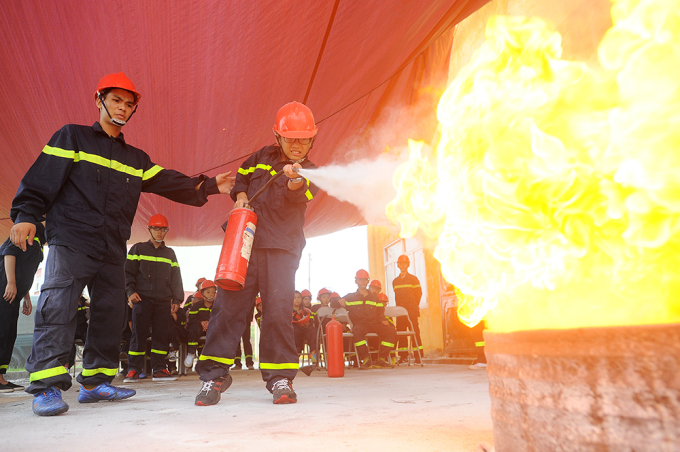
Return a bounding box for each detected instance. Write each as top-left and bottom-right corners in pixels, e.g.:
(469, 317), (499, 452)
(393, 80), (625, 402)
(184, 280), (217, 369)
(337, 270), (397, 370)
(300, 289), (313, 309)
(292, 290), (317, 363)
(392, 254), (424, 364)
(195, 101), (319, 406)
(8, 73), (235, 416)
(123, 214), (183, 383)
(310, 288), (331, 331)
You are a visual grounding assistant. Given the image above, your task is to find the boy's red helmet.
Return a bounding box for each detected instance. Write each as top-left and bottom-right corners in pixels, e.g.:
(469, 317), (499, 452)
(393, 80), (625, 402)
(330, 292), (340, 298)
(397, 254), (410, 264)
(301, 289), (312, 297)
(355, 269), (369, 279)
(196, 277), (206, 286)
(148, 214), (169, 228)
(201, 280), (216, 290)
(378, 293), (388, 302)
(193, 290), (204, 300)
(369, 279), (381, 289)
(317, 288), (330, 298)
(95, 72), (141, 105)
(273, 101), (317, 138)
(292, 308), (312, 325)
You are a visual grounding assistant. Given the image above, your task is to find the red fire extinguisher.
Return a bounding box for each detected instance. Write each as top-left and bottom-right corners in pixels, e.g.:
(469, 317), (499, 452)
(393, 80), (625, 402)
(214, 171), (286, 290)
(326, 314), (344, 378)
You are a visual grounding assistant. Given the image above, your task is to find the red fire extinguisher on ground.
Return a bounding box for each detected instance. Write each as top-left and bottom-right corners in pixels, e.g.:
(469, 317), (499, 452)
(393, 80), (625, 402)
(214, 171), (286, 290)
(326, 313), (344, 378)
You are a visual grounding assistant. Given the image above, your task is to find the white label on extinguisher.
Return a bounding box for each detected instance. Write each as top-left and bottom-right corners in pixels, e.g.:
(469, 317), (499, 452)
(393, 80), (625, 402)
(241, 222), (256, 261)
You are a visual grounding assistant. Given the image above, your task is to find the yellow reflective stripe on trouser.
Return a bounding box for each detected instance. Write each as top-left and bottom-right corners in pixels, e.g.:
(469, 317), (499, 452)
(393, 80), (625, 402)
(381, 341), (395, 348)
(81, 367), (118, 377)
(188, 342), (199, 346)
(0, 364), (8, 370)
(151, 349), (168, 355)
(126, 254), (179, 267)
(42, 145), (148, 178)
(259, 362), (299, 370)
(354, 340), (367, 347)
(198, 354), (234, 365)
(475, 341), (485, 347)
(128, 351), (145, 356)
(30, 366), (69, 381)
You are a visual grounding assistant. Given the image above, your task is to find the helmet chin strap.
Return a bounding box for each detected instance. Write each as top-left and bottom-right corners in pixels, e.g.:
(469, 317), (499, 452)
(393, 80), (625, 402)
(97, 92), (137, 126)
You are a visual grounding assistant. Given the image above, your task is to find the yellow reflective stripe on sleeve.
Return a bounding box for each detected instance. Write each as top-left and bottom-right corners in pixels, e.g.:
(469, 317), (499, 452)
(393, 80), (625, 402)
(304, 189), (313, 200)
(238, 164), (276, 176)
(354, 340), (367, 347)
(417, 346), (424, 350)
(43, 145), (145, 178)
(188, 310), (198, 315)
(259, 362), (299, 370)
(30, 366), (69, 381)
(381, 341), (395, 348)
(198, 355), (234, 365)
(188, 342), (198, 346)
(128, 351), (146, 356)
(151, 349), (168, 355)
(345, 301), (363, 306)
(126, 254), (179, 267)
(81, 367), (118, 377)
(475, 341), (485, 347)
(198, 308), (211, 312)
(142, 165), (163, 180)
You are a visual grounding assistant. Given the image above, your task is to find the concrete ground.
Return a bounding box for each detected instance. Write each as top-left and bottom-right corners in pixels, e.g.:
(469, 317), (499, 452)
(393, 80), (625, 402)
(0, 364), (493, 452)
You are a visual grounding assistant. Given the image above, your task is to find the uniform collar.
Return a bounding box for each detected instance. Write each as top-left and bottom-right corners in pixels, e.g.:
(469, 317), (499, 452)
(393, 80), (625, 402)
(92, 122), (126, 143)
(146, 239), (166, 249)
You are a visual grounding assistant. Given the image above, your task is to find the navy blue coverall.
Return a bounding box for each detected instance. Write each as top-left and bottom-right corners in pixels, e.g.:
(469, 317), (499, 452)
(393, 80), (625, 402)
(392, 272), (423, 361)
(125, 240), (184, 373)
(196, 145), (318, 392)
(0, 223), (45, 375)
(342, 290), (397, 362)
(10, 122), (220, 393)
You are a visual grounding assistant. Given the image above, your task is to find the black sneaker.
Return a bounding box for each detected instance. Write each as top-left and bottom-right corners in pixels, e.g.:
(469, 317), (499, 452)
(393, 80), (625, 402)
(194, 375), (233, 406)
(0, 383), (14, 393)
(272, 379), (297, 404)
(5, 381), (25, 390)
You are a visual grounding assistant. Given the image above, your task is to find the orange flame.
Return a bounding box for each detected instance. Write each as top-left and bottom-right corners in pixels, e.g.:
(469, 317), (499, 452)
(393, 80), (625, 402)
(387, 0), (680, 332)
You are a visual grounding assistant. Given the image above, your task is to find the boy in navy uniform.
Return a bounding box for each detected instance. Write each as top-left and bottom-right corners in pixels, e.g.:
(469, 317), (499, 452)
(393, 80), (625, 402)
(0, 221), (45, 392)
(392, 255), (423, 364)
(338, 269), (397, 369)
(194, 101), (319, 406)
(9, 72), (234, 416)
(184, 280), (217, 368)
(124, 214), (183, 382)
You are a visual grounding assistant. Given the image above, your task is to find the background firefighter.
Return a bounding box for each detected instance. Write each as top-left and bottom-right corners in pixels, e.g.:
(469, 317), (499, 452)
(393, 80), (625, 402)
(392, 254), (423, 364)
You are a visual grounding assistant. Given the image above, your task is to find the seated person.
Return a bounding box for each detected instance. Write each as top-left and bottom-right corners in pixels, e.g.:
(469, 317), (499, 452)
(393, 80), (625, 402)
(337, 270), (397, 369)
(184, 280), (217, 368)
(292, 291), (317, 362)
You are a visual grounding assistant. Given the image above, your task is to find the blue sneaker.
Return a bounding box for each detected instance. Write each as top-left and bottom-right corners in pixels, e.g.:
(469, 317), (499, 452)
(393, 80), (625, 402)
(33, 387), (69, 416)
(78, 382), (136, 403)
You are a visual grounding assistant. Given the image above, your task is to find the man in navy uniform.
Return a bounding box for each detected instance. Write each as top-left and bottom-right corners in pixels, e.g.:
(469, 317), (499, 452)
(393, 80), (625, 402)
(9, 72), (234, 416)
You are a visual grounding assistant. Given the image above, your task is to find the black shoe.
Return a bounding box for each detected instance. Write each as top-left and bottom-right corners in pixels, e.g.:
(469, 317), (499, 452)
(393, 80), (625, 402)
(373, 358), (394, 369)
(195, 375), (233, 406)
(272, 379), (297, 404)
(5, 381), (24, 390)
(0, 383), (14, 393)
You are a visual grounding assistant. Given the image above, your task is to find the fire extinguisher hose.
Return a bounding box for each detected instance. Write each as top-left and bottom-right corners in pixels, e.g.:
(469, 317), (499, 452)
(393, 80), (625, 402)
(246, 171), (285, 207)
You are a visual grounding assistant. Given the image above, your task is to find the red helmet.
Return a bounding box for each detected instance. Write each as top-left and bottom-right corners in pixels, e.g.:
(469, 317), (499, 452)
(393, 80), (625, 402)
(148, 214), (169, 228)
(95, 72), (141, 105)
(273, 102), (317, 138)
(196, 277), (206, 286)
(330, 292), (340, 299)
(378, 293), (388, 303)
(193, 290), (204, 300)
(317, 288), (330, 298)
(292, 308), (312, 325)
(301, 289), (312, 297)
(397, 254), (410, 264)
(201, 280), (216, 290)
(369, 279), (382, 289)
(355, 269), (369, 279)
(255, 296), (262, 305)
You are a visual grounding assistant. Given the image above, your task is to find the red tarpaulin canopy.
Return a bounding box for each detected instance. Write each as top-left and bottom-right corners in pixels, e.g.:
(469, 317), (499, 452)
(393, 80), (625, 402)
(0, 0), (487, 245)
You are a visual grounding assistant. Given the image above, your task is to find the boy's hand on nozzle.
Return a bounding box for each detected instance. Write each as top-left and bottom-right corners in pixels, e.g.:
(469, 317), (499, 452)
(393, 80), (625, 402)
(10, 222), (36, 252)
(216, 171), (236, 194)
(282, 163), (302, 179)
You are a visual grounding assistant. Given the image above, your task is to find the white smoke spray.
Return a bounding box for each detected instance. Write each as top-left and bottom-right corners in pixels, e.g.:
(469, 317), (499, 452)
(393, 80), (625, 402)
(297, 153), (405, 227)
